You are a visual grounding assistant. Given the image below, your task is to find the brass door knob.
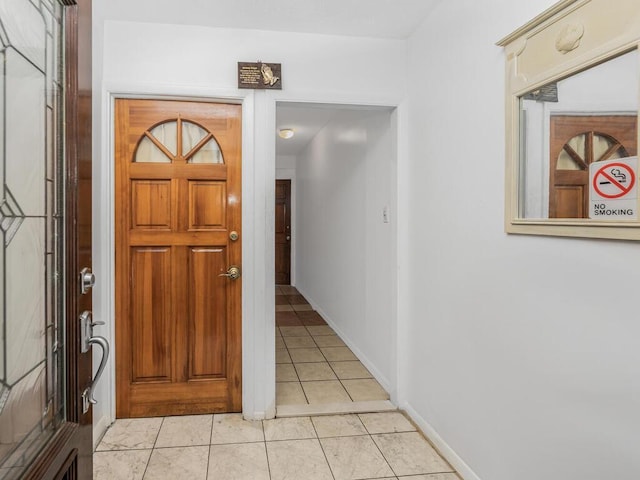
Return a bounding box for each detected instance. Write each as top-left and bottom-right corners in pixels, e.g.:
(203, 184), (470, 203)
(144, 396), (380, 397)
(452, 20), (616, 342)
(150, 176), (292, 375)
(219, 266), (241, 280)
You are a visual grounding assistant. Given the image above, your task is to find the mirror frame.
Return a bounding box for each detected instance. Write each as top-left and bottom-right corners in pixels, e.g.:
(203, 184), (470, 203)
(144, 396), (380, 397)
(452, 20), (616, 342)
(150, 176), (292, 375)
(498, 0), (640, 240)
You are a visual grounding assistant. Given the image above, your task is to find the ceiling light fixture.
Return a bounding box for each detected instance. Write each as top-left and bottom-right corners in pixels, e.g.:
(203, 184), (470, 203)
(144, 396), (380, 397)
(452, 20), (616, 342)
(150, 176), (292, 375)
(278, 128), (295, 139)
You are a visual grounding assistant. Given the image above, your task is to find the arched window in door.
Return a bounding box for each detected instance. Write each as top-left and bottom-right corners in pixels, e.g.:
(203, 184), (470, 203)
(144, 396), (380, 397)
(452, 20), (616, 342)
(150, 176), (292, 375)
(134, 118), (225, 164)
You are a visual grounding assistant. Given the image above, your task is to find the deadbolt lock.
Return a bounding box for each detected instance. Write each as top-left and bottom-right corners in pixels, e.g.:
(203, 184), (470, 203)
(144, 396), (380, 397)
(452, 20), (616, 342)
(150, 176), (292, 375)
(229, 231), (239, 241)
(80, 267), (95, 295)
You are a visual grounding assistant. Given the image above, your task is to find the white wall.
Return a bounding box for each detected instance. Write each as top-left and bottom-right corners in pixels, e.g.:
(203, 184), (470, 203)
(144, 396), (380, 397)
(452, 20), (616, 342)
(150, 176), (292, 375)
(404, 1), (640, 480)
(100, 21), (406, 100)
(276, 154), (296, 172)
(91, 17), (406, 444)
(295, 108), (396, 392)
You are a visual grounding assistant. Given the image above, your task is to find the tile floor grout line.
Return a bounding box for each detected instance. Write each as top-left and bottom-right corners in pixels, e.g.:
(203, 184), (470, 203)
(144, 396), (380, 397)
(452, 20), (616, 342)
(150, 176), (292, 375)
(204, 444), (211, 480)
(263, 437), (274, 480)
(139, 449), (153, 480)
(144, 443), (212, 450)
(264, 435), (317, 443)
(257, 420), (273, 480)
(139, 416), (163, 480)
(145, 420), (160, 478)
(209, 439), (267, 446)
(299, 376), (311, 404)
(152, 417), (164, 449)
(204, 414), (215, 480)
(338, 376), (357, 402)
(368, 430), (399, 479)
(333, 360), (357, 402)
(309, 415), (338, 480)
(326, 357), (344, 386)
(299, 378), (345, 383)
(283, 341), (311, 405)
(290, 362), (302, 384)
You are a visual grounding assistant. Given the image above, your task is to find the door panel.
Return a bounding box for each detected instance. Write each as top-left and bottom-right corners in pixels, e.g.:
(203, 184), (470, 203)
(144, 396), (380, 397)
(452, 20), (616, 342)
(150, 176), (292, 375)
(189, 181), (226, 228)
(189, 248), (227, 378)
(131, 181), (172, 229)
(553, 186), (584, 218)
(275, 180), (291, 285)
(131, 248), (172, 383)
(115, 99), (242, 418)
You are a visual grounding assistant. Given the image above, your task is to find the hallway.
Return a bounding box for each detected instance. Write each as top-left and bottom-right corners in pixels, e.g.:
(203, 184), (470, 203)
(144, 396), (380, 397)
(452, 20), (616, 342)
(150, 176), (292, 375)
(94, 411), (461, 479)
(275, 286), (394, 415)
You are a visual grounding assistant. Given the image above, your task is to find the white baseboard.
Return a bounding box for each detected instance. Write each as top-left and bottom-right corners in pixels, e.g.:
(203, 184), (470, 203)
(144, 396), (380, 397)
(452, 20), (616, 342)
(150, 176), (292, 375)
(243, 401), (276, 421)
(293, 286), (393, 396)
(93, 413), (113, 451)
(402, 402), (482, 480)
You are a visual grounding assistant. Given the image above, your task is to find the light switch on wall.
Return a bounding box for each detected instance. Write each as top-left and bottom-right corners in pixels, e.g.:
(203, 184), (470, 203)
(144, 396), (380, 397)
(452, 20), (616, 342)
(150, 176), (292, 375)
(382, 206), (390, 223)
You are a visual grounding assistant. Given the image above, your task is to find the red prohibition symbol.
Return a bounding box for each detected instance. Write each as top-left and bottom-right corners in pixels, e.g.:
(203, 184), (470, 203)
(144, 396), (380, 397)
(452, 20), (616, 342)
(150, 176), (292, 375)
(592, 162), (636, 199)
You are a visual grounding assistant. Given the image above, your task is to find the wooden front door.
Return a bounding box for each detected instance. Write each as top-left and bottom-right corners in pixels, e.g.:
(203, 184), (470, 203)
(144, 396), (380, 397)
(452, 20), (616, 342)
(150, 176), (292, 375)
(275, 180), (291, 285)
(549, 115), (637, 218)
(115, 99), (242, 418)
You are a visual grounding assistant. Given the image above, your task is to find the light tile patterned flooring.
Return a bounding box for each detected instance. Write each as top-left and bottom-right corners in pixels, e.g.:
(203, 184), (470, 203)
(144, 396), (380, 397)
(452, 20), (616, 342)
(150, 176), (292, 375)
(275, 286), (390, 408)
(95, 287), (462, 478)
(94, 412), (461, 479)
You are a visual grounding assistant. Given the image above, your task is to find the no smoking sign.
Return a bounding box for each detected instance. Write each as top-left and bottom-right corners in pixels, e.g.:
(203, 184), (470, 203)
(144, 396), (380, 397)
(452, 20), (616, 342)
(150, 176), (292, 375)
(592, 162), (635, 199)
(589, 156), (638, 220)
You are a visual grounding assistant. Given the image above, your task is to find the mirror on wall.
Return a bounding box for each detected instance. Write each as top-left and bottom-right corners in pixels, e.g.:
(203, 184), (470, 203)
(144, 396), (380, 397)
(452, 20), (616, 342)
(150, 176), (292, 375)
(499, 0), (640, 239)
(518, 49), (639, 221)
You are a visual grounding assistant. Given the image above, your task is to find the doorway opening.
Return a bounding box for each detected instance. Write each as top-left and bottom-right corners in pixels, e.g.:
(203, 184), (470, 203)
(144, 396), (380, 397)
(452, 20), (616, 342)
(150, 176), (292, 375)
(274, 102), (398, 415)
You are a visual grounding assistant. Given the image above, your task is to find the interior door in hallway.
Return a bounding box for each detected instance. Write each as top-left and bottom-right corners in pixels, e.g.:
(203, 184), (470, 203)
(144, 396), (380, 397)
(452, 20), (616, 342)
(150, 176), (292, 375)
(275, 180), (291, 285)
(115, 99), (242, 417)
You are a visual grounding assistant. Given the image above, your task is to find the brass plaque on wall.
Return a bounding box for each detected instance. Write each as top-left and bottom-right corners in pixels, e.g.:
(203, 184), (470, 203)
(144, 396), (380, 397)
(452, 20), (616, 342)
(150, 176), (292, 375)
(238, 62), (282, 90)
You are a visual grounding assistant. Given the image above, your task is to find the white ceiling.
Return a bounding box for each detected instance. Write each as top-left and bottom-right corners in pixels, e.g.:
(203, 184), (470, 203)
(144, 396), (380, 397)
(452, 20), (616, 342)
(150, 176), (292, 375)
(97, 0), (441, 39)
(276, 103), (394, 157)
(276, 104), (337, 157)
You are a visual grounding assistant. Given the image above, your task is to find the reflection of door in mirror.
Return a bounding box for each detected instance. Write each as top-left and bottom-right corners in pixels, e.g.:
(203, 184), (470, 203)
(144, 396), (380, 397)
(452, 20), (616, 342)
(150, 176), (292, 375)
(549, 115), (638, 218)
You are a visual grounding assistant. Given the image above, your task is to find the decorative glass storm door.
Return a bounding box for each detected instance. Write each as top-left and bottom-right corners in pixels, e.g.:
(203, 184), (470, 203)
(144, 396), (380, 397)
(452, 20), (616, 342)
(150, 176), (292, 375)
(0, 0), (94, 478)
(0, 0), (65, 476)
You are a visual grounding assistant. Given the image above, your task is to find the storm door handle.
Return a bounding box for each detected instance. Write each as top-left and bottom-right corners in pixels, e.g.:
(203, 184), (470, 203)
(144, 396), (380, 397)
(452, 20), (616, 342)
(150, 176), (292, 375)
(86, 335), (109, 405)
